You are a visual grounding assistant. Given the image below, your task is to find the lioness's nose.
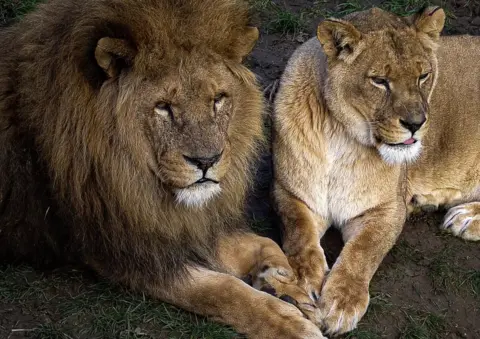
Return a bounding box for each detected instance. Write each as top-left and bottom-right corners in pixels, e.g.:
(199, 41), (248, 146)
(400, 114), (426, 133)
(183, 152), (223, 172)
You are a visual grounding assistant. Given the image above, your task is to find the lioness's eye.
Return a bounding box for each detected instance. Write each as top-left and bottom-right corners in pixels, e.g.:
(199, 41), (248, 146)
(418, 72), (430, 83)
(154, 102), (173, 119)
(370, 77), (390, 89)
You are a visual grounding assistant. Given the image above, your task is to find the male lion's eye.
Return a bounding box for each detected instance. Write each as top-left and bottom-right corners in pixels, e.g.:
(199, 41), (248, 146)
(214, 92), (226, 104)
(154, 102), (173, 119)
(213, 92), (227, 112)
(370, 77), (390, 89)
(418, 72), (430, 83)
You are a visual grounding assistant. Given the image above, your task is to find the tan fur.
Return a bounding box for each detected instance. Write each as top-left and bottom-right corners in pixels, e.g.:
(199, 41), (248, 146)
(0, 0), (327, 337)
(273, 6), (479, 336)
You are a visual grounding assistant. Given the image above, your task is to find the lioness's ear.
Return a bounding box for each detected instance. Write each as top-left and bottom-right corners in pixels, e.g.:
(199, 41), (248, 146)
(413, 6), (445, 41)
(317, 19), (361, 60)
(230, 26), (259, 62)
(95, 37), (136, 78)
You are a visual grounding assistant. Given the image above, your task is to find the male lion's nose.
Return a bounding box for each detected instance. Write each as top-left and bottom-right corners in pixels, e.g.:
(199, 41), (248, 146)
(183, 152), (223, 173)
(400, 114), (426, 134)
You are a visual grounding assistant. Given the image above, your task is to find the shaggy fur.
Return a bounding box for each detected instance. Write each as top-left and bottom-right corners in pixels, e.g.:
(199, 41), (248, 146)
(0, 0), (263, 290)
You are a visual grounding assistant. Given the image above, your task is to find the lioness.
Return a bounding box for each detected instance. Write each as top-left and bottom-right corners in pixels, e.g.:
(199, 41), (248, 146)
(0, 0), (325, 337)
(273, 6), (480, 335)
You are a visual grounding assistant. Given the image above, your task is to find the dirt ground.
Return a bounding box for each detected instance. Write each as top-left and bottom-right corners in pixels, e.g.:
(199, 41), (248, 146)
(1, 0), (479, 338)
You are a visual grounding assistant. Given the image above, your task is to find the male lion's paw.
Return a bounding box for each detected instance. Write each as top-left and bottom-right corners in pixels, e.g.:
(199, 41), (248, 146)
(442, 203), (480, 241)
(288, 246), (329, 302)
(253, 266), (322, 326)
(268, 315), (327, 339)
(318, 276), (369, 336)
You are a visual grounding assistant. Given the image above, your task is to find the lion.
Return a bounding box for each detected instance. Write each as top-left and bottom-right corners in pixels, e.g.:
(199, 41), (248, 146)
(272, 5), (480, 336)
(0, 0), (326, 337)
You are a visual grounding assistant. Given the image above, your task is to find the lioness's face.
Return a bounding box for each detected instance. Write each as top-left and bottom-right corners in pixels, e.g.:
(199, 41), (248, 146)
(318, 7), (445, 164)
(123, 52), (245, 207)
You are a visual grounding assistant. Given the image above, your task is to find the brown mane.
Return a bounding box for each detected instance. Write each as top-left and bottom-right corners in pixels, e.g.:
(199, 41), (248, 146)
(0, 0), (263, 291)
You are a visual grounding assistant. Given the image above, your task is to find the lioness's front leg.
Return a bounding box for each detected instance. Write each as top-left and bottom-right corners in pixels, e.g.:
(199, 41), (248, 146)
(319, 202), (405, 335)
(274, 182), (330, 301)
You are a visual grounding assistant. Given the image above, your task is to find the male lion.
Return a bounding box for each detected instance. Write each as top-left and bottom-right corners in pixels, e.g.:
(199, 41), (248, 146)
(0, 0), (325, 337)
(273, 6), (480, 336)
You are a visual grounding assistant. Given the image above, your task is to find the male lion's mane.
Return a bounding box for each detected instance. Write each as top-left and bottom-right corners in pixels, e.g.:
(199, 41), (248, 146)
(0, 0), (263, 290)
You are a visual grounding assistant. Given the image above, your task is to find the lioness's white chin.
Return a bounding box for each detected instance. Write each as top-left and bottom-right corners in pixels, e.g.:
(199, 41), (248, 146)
(378, 141), (422, 165)
(174, 183), (222, 208)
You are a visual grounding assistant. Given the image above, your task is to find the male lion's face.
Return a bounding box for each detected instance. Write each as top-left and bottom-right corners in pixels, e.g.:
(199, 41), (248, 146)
(95, 26), (259, 208)
(113, 51), (251, 207)
(317, 7), (445, 164)
(144, 55), (240, 207)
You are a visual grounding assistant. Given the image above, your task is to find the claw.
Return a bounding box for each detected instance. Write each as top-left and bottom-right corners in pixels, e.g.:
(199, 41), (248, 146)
(260, 284), (277, 296)
(280, 294), (298, 306)
(443, 208), (464, 228)
(309, 290), (320, 302)
(459, 217), (472, 235)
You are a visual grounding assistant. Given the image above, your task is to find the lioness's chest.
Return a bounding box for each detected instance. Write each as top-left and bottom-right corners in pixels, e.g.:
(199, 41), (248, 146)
(307, 139), (401, 227)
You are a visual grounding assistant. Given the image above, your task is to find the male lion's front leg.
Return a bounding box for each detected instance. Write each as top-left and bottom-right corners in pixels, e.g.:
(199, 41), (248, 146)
(160, 267), (326, 339)
(441, 202), (480, 241)
(274, 183), (330, 302)
(217, 232), (321, 325)
(319, 203), (405, 336)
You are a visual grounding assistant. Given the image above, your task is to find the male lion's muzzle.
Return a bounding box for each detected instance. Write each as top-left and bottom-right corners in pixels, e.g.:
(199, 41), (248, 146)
(183, 151), (224, 186)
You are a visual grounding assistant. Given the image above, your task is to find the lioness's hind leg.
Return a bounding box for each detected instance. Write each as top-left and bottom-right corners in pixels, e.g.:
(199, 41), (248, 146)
(217, 233), (321, 325)
(441, 202), (480, 241)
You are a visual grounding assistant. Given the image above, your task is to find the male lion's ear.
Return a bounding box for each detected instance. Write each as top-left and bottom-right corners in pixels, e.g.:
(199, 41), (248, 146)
(230, 26), (259, 62)
(95, 37), (136, 78)
(413, 6), (445, 41)
(317, 19), (362, 60)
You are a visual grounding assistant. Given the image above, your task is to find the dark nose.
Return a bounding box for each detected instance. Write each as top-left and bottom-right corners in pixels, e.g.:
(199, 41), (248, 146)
(400, 114), (426, 134)
(183, 152), (223, 173)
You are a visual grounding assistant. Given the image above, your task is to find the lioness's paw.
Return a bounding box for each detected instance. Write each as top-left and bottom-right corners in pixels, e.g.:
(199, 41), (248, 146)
(318, 277), (369, 336)
(288, 246), (329, 302)
(253, 266), (322, 326)
(442, 203), (480, 241)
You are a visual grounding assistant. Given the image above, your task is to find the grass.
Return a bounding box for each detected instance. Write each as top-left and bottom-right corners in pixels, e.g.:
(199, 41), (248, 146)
(398, 310), (447, 339)
(0, 0), (42, 25)
(345, 328), (382, 339)
(390, 239), (425, 264)
(462, 270), (480, 299)
(0, 265), (239, 339)
(249, 0), (307, 35)
(311, 0), (455, 27)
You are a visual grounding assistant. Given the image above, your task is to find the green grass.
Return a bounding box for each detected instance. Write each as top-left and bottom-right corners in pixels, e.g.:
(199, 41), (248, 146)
(0, 0), (42, 25)
(249, 0), (307, 35)
(398, 310), (447, 339)
(269, 8), (306, 35)
(462, 270), (480, 299)
(311, 0), (454, 26)
(390, 239), (425, 264)
(345, 328), (382, 339)
(0, 265), (239, 339)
